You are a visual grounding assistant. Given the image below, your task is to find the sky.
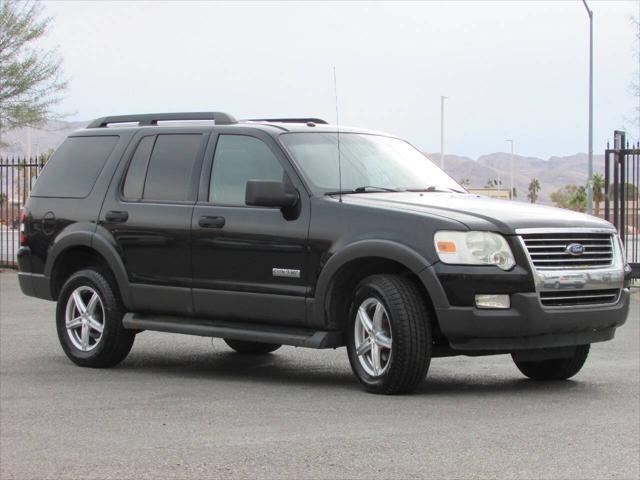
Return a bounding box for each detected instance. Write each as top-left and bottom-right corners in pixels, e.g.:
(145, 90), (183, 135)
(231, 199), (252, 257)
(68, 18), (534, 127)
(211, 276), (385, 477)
(39, 0), (639, 159)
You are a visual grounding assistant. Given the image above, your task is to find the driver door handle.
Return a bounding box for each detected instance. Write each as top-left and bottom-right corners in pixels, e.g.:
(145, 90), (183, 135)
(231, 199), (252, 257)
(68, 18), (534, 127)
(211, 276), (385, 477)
(199, 216), (226, 229)
(105, 210), (128, 223)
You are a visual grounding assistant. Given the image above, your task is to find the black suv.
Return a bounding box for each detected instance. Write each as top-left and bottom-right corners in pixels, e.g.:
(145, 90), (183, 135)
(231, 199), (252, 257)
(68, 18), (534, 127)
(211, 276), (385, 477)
(17, 112), (632, 394)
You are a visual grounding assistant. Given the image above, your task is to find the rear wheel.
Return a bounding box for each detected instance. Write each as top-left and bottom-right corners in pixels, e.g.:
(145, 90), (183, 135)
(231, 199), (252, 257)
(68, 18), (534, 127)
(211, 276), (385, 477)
(56, 269), (135, 368)
(346, 274), (432, 395)
(512, 344), (590, 380)
(224, 339), (281, 354)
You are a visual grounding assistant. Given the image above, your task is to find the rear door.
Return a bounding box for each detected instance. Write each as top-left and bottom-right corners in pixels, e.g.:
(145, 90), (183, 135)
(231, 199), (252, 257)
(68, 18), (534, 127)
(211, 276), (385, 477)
(191, 129), (311, 326)
(99, 128), (209, 314)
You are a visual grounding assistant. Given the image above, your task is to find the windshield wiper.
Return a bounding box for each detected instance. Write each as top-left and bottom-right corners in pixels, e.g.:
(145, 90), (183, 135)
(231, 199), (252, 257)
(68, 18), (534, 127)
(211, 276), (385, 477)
(324, 186), (400, 196)
(404, 186), (465, 193)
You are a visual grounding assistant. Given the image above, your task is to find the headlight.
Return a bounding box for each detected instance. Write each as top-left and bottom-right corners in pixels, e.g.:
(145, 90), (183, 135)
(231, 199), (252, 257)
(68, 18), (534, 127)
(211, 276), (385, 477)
(434, 231), (516, 270)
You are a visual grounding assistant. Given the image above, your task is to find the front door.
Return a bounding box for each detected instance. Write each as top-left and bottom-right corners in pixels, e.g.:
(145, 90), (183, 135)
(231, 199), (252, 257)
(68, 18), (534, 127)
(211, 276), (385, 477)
(191, 130), (310, 326)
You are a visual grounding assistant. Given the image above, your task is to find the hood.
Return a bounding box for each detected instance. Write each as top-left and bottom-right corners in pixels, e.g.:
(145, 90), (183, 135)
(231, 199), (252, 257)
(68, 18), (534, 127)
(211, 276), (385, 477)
(337, 192), (615, 234)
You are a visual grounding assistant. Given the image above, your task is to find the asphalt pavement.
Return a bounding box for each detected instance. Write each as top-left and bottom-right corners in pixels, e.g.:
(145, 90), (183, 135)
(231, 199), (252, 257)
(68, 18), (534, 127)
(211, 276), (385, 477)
(1, 271), (638, 480)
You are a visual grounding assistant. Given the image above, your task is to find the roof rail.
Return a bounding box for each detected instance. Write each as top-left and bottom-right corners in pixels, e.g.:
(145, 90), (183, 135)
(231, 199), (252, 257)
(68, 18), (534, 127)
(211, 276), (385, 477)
(87, 112), (237, 128)
(243, 118), (328, 125)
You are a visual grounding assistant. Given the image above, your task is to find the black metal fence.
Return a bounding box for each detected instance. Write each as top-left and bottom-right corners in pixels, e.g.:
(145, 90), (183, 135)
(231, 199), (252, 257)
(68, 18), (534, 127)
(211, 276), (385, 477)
(0, 157), (45, 267)
(605, 131), (640, 278)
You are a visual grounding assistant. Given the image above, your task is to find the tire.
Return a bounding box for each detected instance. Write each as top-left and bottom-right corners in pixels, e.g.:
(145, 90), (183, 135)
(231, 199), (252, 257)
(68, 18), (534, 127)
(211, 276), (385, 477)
(512, 344), (590, 380)
(56, 268), (135, 368)
(224, 339), (281, 354)
(346, 274), (432, 395)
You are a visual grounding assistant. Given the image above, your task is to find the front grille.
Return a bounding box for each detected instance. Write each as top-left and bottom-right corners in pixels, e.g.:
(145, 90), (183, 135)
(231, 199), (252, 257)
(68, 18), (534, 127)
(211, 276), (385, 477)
(539, 289), (621, 307)
(521, 233), (613, 269)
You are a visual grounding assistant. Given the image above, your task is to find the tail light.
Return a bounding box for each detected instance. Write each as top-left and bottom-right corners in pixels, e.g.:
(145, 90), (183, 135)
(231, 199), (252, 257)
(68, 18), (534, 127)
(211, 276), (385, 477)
(19, 210), (28, 246)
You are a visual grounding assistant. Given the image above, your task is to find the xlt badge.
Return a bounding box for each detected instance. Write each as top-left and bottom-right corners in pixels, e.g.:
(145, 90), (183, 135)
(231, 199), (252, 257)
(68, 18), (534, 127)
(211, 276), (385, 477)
(272, 268), (301, 278)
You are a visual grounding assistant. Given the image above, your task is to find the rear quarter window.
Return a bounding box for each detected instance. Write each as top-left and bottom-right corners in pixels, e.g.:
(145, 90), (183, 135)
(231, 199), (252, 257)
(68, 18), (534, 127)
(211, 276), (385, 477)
(141, 134), (203, 202)
(31, 136), (119, 198)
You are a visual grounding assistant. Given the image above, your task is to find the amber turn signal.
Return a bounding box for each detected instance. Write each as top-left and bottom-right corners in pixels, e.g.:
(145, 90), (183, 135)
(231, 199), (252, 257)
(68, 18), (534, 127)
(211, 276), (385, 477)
(436, 241), (456, 253)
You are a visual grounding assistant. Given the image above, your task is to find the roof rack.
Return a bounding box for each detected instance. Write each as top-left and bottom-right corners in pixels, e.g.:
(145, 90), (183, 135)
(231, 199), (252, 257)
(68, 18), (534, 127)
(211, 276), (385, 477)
(87, 112), (237, 128)
(244, 118), (328, 125)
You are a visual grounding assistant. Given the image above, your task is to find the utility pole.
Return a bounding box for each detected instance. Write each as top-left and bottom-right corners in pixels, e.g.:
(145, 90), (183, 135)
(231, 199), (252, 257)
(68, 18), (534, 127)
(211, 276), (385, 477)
(26, 126), (31, 159)
(582, 0), (594, 214)
(506, 139), (514, 200)
(440, 96), (447, 170)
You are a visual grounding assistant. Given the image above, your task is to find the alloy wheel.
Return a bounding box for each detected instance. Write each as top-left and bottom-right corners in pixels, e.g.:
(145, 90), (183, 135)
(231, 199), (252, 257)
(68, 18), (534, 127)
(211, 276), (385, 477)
(354, 297), (393, 377)
(64, 286), (105, 352)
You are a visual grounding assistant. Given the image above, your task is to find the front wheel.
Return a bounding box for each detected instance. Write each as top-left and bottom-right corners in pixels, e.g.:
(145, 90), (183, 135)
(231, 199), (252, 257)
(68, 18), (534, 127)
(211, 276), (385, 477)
(346, 274), (432, 395)
(512, 344), (590, 380)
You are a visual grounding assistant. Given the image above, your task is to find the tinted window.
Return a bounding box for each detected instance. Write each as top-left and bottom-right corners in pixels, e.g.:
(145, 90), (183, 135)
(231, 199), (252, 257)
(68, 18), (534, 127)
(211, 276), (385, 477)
(143, 134), (202, 202)
(123, 136), (155, 200)
(31, 136), (119, 198)
(210, 135), (284, 206)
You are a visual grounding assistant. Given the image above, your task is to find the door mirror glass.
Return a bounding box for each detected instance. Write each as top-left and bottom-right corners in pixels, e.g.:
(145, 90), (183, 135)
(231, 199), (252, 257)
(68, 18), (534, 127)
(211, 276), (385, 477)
(245, 180), (298, 209)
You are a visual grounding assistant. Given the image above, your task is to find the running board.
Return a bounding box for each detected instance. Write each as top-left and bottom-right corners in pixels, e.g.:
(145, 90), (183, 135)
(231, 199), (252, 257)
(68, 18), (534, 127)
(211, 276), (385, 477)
(122, 313), (344, 349)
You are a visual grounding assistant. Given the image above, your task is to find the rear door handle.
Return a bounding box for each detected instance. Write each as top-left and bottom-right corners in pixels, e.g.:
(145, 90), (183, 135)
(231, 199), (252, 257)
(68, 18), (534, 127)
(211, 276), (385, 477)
(199, 216), (225, 228)
(105, 210), (129, 223)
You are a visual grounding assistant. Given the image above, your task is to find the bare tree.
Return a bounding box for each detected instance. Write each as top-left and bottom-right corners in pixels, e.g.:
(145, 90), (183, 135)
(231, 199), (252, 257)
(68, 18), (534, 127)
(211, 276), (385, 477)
(0, 0), (67, 147)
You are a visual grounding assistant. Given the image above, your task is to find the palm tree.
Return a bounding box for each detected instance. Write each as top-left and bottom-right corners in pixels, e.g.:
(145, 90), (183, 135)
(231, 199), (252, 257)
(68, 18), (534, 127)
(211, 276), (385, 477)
(591, 173), (605, 217)
(485, 178), (502, 189)
(527, 178), (541, 203)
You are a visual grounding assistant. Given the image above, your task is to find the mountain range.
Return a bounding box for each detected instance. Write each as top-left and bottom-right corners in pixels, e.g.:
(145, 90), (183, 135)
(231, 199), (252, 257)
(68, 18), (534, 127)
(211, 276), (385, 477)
(0, 120), (603, 205)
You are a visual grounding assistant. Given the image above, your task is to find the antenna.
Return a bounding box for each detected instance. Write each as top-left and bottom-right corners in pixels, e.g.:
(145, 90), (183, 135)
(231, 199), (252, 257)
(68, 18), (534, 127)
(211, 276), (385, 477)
(333, 66), (343, 203)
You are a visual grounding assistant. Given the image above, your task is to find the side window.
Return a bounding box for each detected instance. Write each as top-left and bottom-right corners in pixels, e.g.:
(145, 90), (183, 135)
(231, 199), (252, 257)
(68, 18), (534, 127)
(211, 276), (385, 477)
(209, 135), (284, 206)
(122, 136), (155, 200)
(30, 136), (119, 198)
(142, 134), (202, 202)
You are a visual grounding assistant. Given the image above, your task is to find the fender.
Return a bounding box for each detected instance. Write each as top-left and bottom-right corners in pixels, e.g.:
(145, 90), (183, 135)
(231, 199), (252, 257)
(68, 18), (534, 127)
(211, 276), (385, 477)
(311, 239), (434, 326)
(44, 225), (133, 309)
(90, 227), (133, 308)
(45, 225), (95, 278)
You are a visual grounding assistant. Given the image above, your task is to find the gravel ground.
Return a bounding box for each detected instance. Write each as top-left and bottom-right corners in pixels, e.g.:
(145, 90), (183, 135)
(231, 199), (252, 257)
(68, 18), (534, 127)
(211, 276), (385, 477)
(1, 271), (638, 480)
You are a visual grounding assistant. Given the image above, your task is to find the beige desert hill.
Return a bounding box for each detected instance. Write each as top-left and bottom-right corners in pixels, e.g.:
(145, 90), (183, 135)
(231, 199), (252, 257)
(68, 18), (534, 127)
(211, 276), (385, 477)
(1, 120), (601, 205)
(428, 151), (604, 204)
(1, 120), (88, 158)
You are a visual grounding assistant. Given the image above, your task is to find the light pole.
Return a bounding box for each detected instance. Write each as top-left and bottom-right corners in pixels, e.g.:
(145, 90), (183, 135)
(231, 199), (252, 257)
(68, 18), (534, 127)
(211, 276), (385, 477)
(440, 96), (447, 170)
(506, 139), (514, 200)
(582, 0), (594, 214)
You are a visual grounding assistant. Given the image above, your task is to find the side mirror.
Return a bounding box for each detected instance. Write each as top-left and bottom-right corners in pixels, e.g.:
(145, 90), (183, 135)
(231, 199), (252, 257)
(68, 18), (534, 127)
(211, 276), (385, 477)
(245, 180), (299, 209)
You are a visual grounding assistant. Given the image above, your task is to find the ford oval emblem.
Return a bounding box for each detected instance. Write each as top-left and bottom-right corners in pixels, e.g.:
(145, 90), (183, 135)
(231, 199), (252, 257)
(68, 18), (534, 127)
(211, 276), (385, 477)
(565, 243), (585, 256)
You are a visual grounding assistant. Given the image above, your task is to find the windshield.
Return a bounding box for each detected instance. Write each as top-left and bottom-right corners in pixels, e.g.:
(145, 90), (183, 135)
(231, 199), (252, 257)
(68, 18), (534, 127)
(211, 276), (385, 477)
(280, 132), (464, 195)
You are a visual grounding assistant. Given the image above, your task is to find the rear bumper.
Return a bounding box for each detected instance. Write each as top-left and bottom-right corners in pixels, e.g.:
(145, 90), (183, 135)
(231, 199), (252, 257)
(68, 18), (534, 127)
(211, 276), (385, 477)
(17, 247), (53, 301)
(435, 289), (630, 351)
(17, 272), (53, 300)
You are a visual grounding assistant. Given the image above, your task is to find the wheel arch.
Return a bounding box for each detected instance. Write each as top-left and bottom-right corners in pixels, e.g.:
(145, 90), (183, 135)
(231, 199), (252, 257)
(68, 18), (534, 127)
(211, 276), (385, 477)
(46, 229), (132, 308)
(313, 240), (439, 332)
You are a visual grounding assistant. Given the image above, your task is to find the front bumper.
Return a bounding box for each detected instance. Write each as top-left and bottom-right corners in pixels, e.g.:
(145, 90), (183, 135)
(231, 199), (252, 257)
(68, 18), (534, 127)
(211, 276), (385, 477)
(419, 228), (631, 351)
(434, 289), (630, 350)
